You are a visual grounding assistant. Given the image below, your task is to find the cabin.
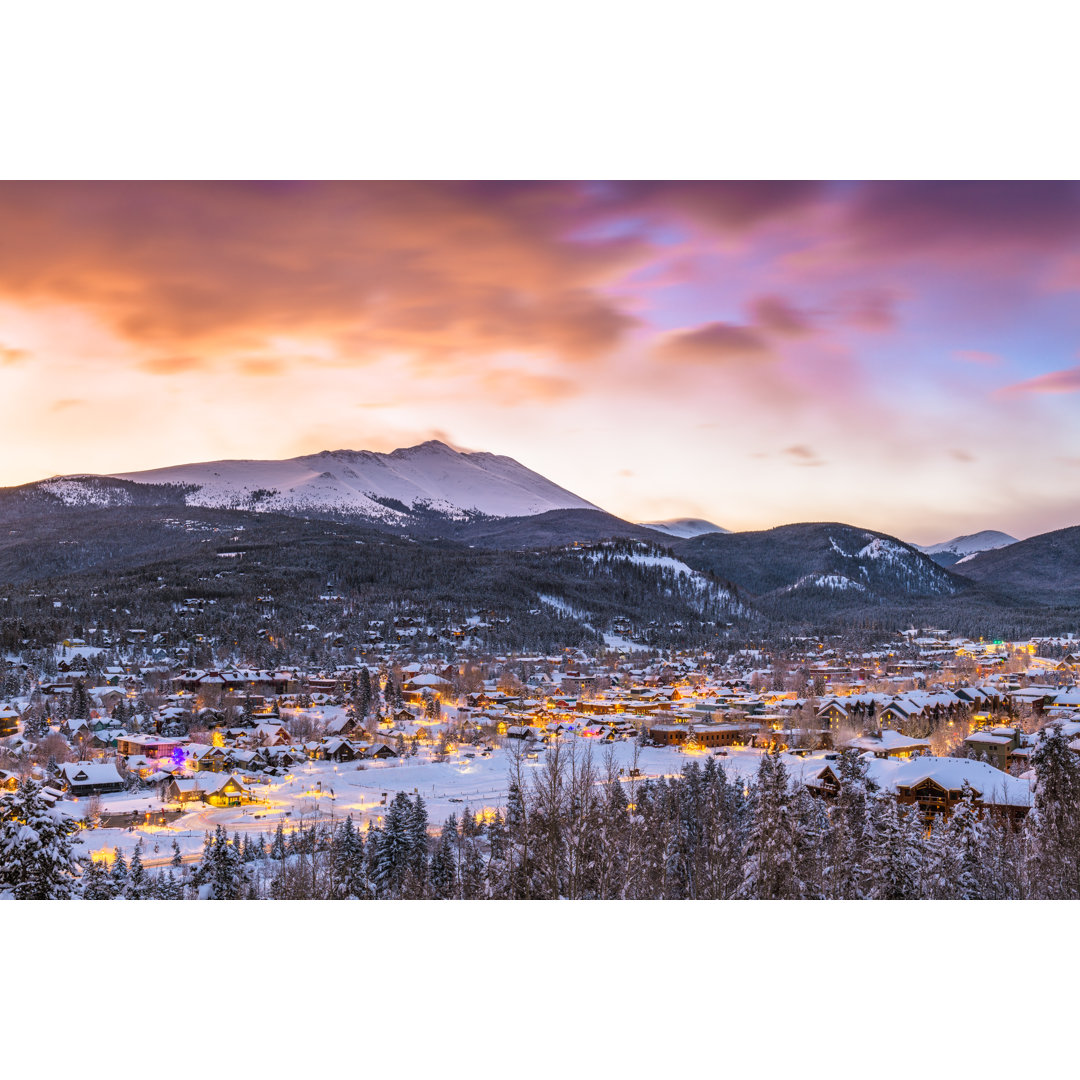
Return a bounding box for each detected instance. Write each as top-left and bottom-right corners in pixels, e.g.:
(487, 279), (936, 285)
(0, 707), (20, 737)
(59, 761), (125, 797)
(319, 738), (358, 763)
(364, 743), (399, 760)
(843, 730), (931, 759)
(165, 773), (252, 807)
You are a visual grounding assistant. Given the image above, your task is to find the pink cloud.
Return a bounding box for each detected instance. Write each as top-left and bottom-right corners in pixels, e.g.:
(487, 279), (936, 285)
(954, 349), (1003, 366)
(1000, 364), (1080, 396)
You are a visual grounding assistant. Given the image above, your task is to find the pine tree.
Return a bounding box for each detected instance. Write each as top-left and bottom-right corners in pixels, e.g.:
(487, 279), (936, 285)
(374, 792), (411, 898)
(947, 786), (988, 900)
(740, 750), (799, 899)
(125, 841), (148, 899)
(271, 822), (287, 861)
(171, 839), (183, 869)
(405, 795), (429, 898)
(362, 821), (381, 896)
(80, 856), (112, 900)
(429, 826), (456, 899)
(332, 816), (367, 898)
(459, 838), (484, 899)
(110, 847), (129, 896)
(1029, 725), (1080, 898)
(868, 797), (924, 900)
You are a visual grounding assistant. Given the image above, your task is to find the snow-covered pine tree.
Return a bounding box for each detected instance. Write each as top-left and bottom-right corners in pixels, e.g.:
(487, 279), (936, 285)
(109, 847), (129, 896)
(270, 821), (287, 861)
(80, 856), (112, 900)
(125, 841), (148, 899)
(429, 826), (456, 899)
(405, 795), (429, 898)
(0, 778), (86, 900)
(374, 792), (411, 898)
(740, 749), (798, 899)
(947, 785), (989, 900)
(1029, 725), (1080, 898)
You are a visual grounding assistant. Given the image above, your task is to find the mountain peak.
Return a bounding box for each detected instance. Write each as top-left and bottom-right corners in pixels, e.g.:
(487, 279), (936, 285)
(917, 530), (1018, 567)
(83, 440), (601, 524)
(639, 517), (729, 539)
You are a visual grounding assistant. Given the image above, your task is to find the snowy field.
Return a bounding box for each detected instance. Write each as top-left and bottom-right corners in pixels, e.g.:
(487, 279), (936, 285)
(74, 741), (794, 867)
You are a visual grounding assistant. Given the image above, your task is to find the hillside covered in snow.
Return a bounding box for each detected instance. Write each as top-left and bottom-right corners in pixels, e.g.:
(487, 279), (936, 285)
(918, 530), (1018, 567)
(35, 440), (600, 526)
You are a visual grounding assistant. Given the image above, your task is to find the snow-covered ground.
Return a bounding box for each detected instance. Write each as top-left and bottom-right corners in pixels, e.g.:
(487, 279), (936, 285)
(75, 741), (789, 865)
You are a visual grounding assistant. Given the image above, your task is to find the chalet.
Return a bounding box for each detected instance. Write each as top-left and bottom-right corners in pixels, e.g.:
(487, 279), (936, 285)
(319, 738), (358, 763)
(165, 772), (252, 807)
(189, 744), (229, 772)
(843, 731), (931, 759)
(0, 707), (19, 737)
(815, 700), (850, 727)
(364, 743), (399, 760)
(963, 727), (1021, 771)
(874, 756), (1031, 818)
(59, 761), (125, 797)
(325, 714), (357, 736)
(254, 723), (291, 746)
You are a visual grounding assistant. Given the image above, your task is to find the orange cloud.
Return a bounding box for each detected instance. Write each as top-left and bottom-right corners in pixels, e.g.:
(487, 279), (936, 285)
(479, 369), (579, 404)
(1, 344), (29, 365)
(0, 182), (647, 372)
(138, 355), (209, 375)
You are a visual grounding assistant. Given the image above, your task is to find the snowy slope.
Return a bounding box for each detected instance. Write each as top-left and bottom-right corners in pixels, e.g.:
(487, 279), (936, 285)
(639, 518), (729, 539)
(98, 440), (599, 522)
(919, 530), (1017, 559)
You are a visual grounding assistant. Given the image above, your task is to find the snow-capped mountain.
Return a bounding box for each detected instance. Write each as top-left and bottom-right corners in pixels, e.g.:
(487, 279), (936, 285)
(40, 441), (599, 525)
(639, 517), (729, 539)
(918, 530), (1017, 567)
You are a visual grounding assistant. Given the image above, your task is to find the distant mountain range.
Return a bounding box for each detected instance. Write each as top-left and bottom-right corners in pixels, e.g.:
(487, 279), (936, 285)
(916, 530), (1018, 568)
(0, 442), (1076, 635)
(638, 518), (729, 539)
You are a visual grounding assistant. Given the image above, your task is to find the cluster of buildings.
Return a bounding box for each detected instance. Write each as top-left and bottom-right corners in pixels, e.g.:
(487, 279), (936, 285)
(1, 628), (1078, 823)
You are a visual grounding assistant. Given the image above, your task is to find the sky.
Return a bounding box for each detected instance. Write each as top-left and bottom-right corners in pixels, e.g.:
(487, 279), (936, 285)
(1, 180), (1079, 545)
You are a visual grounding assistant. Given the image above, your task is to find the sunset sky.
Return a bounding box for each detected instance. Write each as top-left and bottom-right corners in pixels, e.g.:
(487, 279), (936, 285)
(2, 180), (1079, 544)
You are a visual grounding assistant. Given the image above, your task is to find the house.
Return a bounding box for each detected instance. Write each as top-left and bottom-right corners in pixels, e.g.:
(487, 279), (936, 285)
(964, 727), (1021, 771)
(648, 721), (753, 747)
(319, 738), (358, 763)
(804, 754), (1032, 818)
(0, 707), (19, 737)
(815, 700), (850, 727)
(59, 761), (125, 797)
(164, 772), (253, 806)
(254, 723), (291, 746)
(116, 734), (186, 760)
(843, 730), (931, 759)
(189, 744), (229, 772)
(364, 742), (399, 760)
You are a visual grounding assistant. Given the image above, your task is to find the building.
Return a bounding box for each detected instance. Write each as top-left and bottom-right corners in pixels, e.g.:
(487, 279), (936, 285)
(59, 761), (125, 797)
(648, 721), (753, 747)
(164, 773), (252, 807)
(116, 734), (186, 760)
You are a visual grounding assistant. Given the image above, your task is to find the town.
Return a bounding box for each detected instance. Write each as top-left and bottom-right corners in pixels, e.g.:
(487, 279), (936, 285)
(4, 621), (1080, 899)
